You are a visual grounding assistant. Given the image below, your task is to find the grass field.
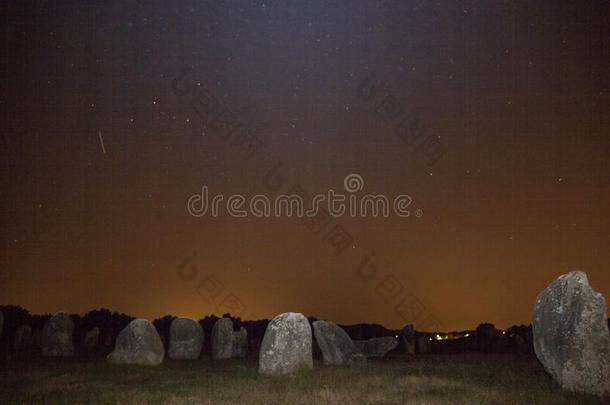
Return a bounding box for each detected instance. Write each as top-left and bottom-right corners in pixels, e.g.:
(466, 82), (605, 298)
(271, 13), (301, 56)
(0, 353), (604, 404)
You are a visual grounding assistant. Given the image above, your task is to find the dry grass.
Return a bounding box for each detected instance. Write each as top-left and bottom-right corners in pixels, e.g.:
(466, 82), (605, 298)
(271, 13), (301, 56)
(0, 353), (603, 404)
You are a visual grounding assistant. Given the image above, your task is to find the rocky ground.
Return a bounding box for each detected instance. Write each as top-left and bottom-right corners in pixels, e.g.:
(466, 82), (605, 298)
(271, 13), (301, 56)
(0, 353), (603, 404)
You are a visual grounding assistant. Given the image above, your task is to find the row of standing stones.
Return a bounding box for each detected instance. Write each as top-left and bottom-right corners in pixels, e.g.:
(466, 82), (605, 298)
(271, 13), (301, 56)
(106, 317), (249, 366)
(1, 271), (608, 396)
(102, 314), (396, 370)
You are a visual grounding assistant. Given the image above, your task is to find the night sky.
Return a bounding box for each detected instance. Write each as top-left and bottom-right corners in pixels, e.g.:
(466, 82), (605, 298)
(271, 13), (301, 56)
(2, 1), (609, 331)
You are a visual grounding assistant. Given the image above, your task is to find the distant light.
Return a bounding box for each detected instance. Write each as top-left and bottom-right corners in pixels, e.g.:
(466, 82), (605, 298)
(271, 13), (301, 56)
(464, 333), (470, 337)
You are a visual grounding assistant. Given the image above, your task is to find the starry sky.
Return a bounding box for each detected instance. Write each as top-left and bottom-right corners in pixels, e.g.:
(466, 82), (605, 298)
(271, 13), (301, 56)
(2, 1), (609, 331)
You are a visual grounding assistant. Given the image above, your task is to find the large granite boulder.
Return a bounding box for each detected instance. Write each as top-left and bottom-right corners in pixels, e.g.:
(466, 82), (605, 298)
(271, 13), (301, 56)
(354, 336), (398, 358)
(83, 327), (100, 348)
(402, 324), (415, 354)
(107, 319), (164, 366)
(233, 326), (248, 358)
(211, 317), (234, 359)
(533, 271), (610, 396)
(259, 312), (313, 375)
(168, 317), (204, 360)
(313, 320), (365, 365)
(14, 325), (32, 350)
(42, 313), (74, 357)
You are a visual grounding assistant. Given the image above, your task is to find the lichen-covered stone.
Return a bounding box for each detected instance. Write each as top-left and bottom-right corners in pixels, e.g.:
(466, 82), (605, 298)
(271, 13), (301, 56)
(259, 312), (312, 375)
(233, 326), (248, 358)
(168, 318), (204, 360)
(211, 317), (234, 359)
(107, 319), (164, 366)
(417, 335), (430, 353)
(42, 313), (74, 357)
(313, 320), (365, 365)
(14, 325), (32, 350)
(402, 324), (415, 354)
(354, 336), (398, 358)
(83, 327), (100, 348)
(533, 271), (610, 396)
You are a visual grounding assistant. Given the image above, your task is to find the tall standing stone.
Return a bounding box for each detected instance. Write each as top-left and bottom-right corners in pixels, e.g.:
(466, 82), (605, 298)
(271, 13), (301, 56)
(313, 320), (365, 365)
(14, 325), (32, 350)
(233, 326), (248, 358)
(533, 271), (610, 396)
(476, 323), (499, 352)
(83, 327), (100, 348)
(259, 312), (313, 375)
(211, 317), (234, 359)
(42, 313), (74, 357)
(168, 317), (204, 360)
(107, 319), (164, 366)
(402, 324), (415, 354)
(417, 334), (430, 354)
(102, 333), (113, 347)
(32, 329), (43, 350)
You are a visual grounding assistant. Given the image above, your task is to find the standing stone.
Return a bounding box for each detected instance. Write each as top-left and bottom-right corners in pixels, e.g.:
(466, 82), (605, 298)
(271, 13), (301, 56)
(476, 323), (499, 352)
(211, 317), (234, 359)
(32, 329), (43, 350)
(107, 319), (164, 366)
(513, 334), (527, 354)
(168, 317), (204, 360)
(533, 271), (610, 396)
(417, 334), (430, 354)
(42, 313), (74, 357)
(402, 324), (415, 354)
(259, 312), (313, 375)
(232, 327), (248, 358)
(102, 334), (113, 347)
(354, 336), (398, 358)
(83, 327), (100, 348)
(14, 325), (32, 350)
(313, 320), (365, 365)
